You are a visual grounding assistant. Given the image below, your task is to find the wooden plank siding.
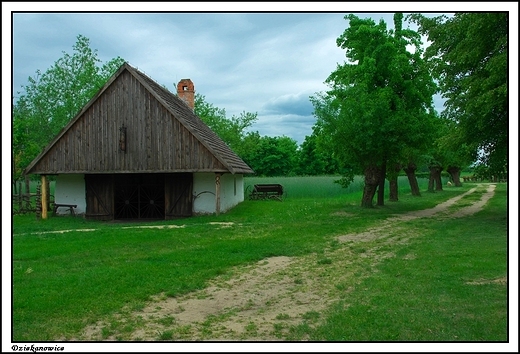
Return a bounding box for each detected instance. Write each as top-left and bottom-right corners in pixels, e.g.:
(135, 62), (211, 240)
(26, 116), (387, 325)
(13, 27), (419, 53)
(26, 70), (229, 174)
(24, 62), (253, 177)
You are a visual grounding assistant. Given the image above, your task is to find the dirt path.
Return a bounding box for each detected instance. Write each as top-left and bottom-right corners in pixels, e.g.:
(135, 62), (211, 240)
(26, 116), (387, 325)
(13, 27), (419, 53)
(73, 184), (498, 341)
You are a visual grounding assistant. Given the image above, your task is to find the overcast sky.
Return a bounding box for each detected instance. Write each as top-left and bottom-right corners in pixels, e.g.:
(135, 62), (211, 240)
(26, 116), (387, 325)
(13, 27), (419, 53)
(8, 3), (512, 146)
(10, 11), (355, 145)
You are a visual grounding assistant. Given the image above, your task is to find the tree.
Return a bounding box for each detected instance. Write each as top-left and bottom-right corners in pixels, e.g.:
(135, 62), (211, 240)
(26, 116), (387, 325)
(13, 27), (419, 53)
(435, 119), (473, 187)
(407, 13), (508, 173)
(427, 157), (444, 192)
(387, 161), (403, 202)
(242, 135), (298, 177)
(403, 160), (422, 196)
(311, 13), (437, 207)
(12, 34), (125, 184)
(297, 132), (339, 176)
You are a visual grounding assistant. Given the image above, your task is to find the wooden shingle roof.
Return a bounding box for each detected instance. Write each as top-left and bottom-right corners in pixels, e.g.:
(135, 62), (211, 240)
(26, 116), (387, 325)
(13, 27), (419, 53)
(24, 62), (254, 175)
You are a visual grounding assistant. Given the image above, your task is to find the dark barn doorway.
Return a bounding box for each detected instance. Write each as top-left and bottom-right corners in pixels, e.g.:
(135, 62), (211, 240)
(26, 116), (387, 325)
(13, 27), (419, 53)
(86, 173), (193, 221)
(114, 174), (165, 220)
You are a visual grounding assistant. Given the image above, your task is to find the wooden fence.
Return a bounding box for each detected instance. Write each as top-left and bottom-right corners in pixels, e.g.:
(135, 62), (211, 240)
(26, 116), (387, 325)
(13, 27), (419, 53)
(12, 180), (53, 216)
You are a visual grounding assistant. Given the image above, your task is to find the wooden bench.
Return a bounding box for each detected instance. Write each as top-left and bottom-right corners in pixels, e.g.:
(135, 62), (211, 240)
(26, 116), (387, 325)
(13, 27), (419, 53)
(53, 203), (77, 216)
(249, 184), (284, 201)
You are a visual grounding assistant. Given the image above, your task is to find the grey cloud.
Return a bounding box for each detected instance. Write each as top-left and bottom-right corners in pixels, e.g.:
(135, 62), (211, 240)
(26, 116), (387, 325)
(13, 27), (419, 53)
(250, 113), (317, 145)
(261, 93), (315, 117)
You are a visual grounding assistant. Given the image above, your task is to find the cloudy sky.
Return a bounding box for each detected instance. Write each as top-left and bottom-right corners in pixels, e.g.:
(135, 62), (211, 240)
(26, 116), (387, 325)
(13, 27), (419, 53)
(10, 11), (354, 145)
(7, 2), (510, 146)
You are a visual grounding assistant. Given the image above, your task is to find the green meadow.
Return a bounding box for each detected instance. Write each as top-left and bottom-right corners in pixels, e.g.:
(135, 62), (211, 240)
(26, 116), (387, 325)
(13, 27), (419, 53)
(11, 177), (508, 342)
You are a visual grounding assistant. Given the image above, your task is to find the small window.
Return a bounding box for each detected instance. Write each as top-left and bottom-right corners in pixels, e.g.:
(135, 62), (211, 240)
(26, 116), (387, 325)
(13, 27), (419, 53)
(183, 86), (188, 91)
(234, 177), (237, 196)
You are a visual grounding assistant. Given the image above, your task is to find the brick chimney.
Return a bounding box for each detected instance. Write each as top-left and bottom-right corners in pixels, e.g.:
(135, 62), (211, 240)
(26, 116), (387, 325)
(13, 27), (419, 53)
(177, 79), (195, 110)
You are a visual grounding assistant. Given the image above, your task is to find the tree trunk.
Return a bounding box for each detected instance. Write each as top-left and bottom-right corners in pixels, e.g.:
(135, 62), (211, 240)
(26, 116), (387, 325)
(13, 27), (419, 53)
(428, 173), (435, 192)
(376, 160), (387, 206)
(428, 165), (443, 192)
(389, 178), (398, 202)
(361, 165), (381, 208)
(388, 163), (401, 202)
(435, 168), (443, 191)
(404, 162), (421, 196)
(447, 166), (462, 186)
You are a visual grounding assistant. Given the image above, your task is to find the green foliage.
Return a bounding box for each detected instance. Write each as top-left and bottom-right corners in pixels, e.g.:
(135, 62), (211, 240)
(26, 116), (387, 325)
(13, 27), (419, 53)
(195, 94), (298, 176)
(194, 93), (305, 177)
(333, 168), (355, 189)
(12, 34), (125, 181)
(297, 133), (340, 176)
(194, 95), (306, 177)
(433, 118), (474, 171)
(311, 13), (437, 205)
(408, 13), (508, 171)
(242, 135), (299, 176)
(194, 93), (258, 156)
(472, 162), (507, 182)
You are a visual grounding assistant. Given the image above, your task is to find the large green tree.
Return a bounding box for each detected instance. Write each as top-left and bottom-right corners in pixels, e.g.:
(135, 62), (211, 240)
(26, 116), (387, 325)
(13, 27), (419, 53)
(407, 13), (508, 173)
(12, 34), (124, 184)
(311, 13), (437, 207)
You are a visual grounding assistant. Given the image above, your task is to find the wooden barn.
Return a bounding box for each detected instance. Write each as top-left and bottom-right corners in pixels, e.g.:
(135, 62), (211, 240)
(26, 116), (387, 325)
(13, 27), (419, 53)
(24, 62), (253, 220)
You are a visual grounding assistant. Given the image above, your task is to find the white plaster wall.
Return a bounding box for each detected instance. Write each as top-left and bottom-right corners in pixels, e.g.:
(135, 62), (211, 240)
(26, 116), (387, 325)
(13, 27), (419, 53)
(193, 173), (245, 215)
(220, 173), (245, 212)
(193, 173), (216, 214)
(54, 173), (245, 216)
(54, 174), (86, 215)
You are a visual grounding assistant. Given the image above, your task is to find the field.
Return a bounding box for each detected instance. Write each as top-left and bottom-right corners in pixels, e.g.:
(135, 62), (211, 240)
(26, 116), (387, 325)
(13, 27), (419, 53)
(10, 176), (509, 348)
(244, 174), (445, 199)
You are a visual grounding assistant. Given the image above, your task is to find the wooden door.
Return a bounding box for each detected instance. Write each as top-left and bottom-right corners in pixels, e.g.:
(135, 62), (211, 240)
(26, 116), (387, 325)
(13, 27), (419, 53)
(165, 173), (193, 219)
(85, 174), (114, 220)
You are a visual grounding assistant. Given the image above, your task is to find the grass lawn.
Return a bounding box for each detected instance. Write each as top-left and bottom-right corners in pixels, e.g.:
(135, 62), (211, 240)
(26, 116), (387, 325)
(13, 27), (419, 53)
(304, 185), (509, 341)
(10, 177), (509, 343)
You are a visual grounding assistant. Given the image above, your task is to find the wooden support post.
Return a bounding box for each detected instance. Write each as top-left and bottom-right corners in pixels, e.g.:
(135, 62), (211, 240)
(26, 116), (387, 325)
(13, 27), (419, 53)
(215, 173), (222, 216)
(41, 175), (48, 219)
